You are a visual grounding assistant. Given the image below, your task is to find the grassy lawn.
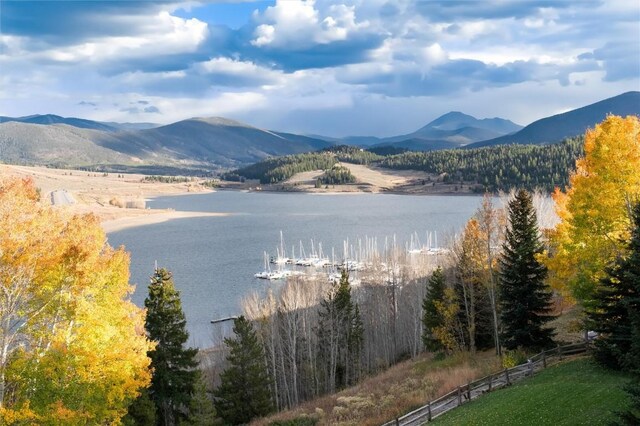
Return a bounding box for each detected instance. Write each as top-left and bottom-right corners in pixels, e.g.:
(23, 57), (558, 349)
(432, 358), (631, 426)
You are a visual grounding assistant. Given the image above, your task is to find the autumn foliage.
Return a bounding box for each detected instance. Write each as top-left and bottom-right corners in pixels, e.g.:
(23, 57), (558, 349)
(0, 177), (153, 424)
(547, 115), (640, 304)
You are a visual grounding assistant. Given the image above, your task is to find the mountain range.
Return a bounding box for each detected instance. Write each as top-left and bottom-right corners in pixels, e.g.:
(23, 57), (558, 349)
(467, 91), (640, 148)
(0, 116), (332, 170)
(0, 91), (637, 171)
(0, 114), (159, 132)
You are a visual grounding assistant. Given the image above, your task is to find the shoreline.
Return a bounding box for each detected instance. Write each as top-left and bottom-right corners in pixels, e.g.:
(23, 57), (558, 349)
(102, 210), (230, 233)
(218, 186), (482, 197)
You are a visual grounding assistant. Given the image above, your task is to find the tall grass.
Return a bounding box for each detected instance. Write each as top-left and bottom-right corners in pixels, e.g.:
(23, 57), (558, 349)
(254, 351), (500, 426)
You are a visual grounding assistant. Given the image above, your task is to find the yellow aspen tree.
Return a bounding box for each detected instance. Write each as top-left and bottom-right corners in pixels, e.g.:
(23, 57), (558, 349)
(455, 218), (493, 354)
(547, 115), (640, 305)
(0, 178), (153, 424)
(432, 288), (462, 354)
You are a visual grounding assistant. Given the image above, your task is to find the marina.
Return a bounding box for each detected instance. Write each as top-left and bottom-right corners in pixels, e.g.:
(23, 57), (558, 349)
(107, 190), (483, 347)
(255, 231), (449, 283)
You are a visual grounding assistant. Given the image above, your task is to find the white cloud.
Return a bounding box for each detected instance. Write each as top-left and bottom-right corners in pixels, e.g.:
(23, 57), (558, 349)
(251, 0), (368, 48)
(195, 57), (285, 86)
(31, 11), (208, 64)
(252, 24), (276, 47)
(76, 91), (269, 123)
(1, 0), (638, 137)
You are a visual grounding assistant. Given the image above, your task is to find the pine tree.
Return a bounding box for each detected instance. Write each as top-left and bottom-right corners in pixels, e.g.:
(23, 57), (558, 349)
(589, 203), (640, 370)
(123, 389), (157, 426)
(180, 374), (217, 426)
(214, 316), (273, 425)
(145, 268), (199, 426)
(588, 203), (640, 424)
(499, 189), (555, 351)
(422, 267), (446, 351)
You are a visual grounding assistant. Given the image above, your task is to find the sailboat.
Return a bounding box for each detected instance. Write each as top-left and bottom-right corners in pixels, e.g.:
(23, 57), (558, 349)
(255, 251), (286, 280)
(270, 231), (291, 265)
(254, 251), (271, 279)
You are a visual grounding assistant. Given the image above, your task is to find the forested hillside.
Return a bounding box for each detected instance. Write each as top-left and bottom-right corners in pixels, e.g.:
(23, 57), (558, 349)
(227, 146), (383, 184)
(379, 136), (584, 192)
(227, 137), (584, 192)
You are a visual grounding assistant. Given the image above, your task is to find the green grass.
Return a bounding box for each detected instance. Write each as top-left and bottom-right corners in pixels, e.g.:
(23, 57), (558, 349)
(432, 358), (631, 426)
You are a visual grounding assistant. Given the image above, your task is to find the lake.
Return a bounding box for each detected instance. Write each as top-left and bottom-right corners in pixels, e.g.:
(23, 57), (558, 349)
(107, 190), (483, 347)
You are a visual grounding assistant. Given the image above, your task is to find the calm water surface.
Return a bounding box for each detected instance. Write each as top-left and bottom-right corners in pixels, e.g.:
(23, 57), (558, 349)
(107, 191), (482, 347)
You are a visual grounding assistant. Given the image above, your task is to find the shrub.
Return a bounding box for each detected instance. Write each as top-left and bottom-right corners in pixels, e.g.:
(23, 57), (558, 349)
(502, 348), (528, 369)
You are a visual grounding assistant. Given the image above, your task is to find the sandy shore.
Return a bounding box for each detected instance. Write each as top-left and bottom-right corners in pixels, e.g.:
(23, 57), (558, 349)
(0, 164), (225, 231)
(102, 211), (230, 233)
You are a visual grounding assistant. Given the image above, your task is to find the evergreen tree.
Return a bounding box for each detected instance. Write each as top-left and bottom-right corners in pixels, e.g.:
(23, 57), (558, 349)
(317, 270), (364, 392)
(123, 389), (157, 426)
(145, 268), (199, 426)
(180, 374), (218, 426)
(422, 267), (446, 351)
(499, 189), (555, 351)
(589, 203), (640, 370)
(588, 203), (640, 424)
(616, 379), (640, 426)
(214, 316), (273, 425)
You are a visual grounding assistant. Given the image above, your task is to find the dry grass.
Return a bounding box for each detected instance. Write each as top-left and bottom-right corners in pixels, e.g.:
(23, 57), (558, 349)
(0, 164), (210, 222)
(108, 196), (146, 209)
(253, 351), (501, 426)
(548, 305), (585, 344)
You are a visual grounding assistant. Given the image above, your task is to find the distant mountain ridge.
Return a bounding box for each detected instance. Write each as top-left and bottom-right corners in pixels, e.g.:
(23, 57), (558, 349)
(415, 111), (522, 134)
(1, 91), (638, 171)
(467, 91), (640, 148)
(0, 114), (120, 132)
(363, 111), (523, 151)
(0, 116), (333, 169)
(0, 114), (161, 132)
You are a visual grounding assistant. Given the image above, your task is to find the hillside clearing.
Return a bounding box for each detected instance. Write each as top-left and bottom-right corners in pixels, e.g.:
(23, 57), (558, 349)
(433, 358), (630, 426)
(274, 163), (471, 194)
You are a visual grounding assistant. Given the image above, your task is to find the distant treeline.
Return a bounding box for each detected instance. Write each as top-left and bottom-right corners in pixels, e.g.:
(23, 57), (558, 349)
(319, 164), (357, 185)
(226, 153), (338, 184)
(142, 175), (193, 183)
(379, 136), (584, 192)
(320, 145), (384, 164)
(75, 164), (214, 176)
(224, 138), (584, 191)
(225, 146), (383, 184)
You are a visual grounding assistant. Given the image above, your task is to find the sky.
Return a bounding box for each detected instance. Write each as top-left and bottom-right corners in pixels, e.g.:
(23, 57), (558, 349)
(1, 0), (639, 137)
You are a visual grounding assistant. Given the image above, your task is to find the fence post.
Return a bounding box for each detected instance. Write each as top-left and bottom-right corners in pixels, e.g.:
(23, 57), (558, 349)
(558, 344), (563, 360)
(457, 386), (462, 406)
(527, 359), (534, 376)
(488, 374), (493, 391)
(395, 417), (400, 426)
(467, 382), (471, 400)
(505, 368), (511, 385)
(542, 351), (547, 368)
(428, 401), (432, 421)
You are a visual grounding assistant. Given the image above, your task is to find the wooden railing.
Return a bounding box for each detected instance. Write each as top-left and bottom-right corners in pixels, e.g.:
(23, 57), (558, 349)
(381, 342), (589, 426)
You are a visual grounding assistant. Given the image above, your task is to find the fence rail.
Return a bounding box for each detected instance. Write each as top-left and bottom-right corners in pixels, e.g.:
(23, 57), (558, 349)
(382, 342), (589, 426)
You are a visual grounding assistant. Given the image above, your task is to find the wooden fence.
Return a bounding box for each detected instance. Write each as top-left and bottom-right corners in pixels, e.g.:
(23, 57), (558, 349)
(381, 342), (589, 426)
